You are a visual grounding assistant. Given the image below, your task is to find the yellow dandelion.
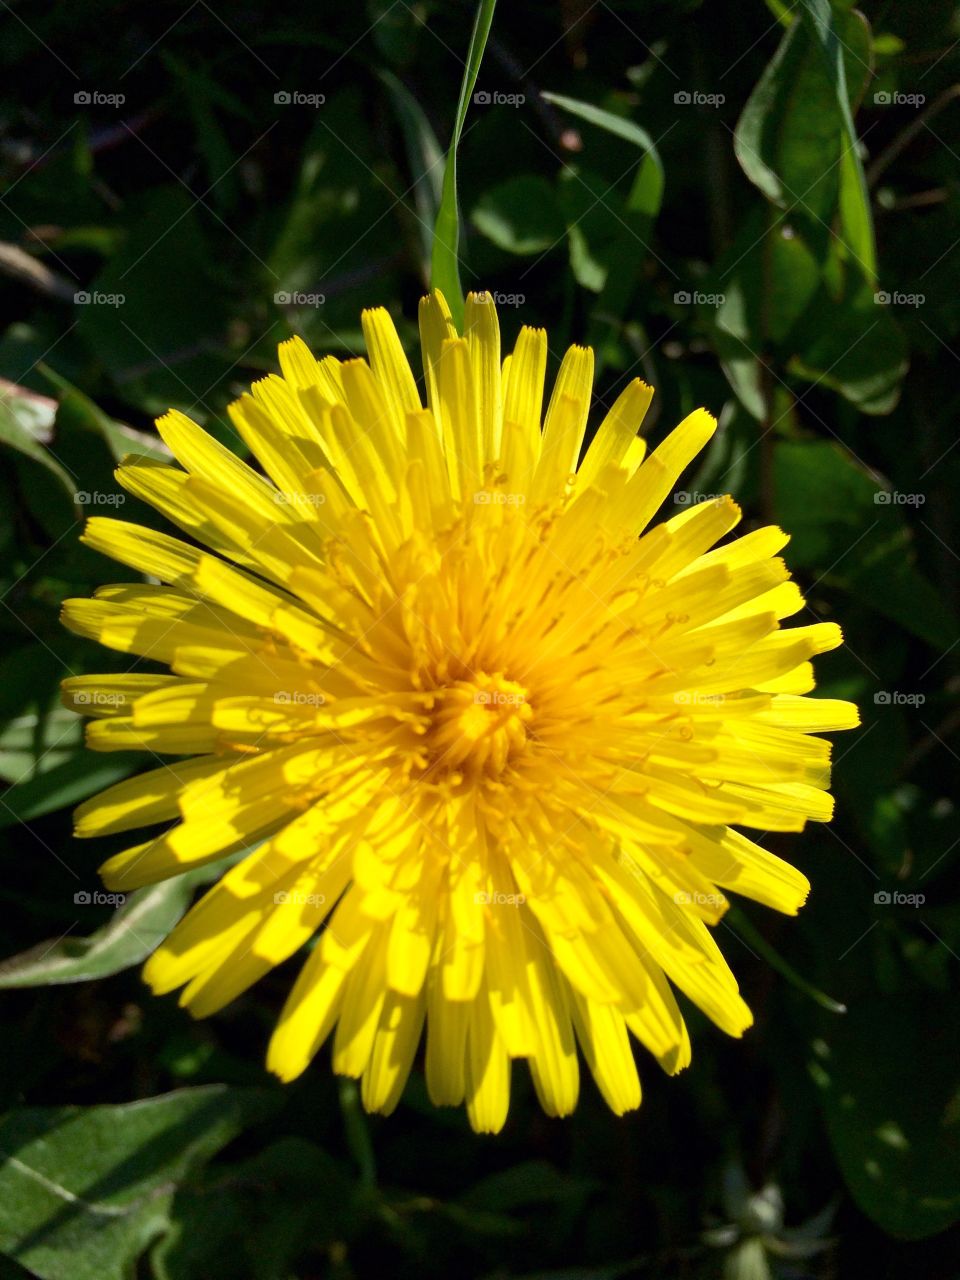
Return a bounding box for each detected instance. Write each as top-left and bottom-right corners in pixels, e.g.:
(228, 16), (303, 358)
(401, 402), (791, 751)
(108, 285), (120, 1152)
(61, 290), (858, 1133)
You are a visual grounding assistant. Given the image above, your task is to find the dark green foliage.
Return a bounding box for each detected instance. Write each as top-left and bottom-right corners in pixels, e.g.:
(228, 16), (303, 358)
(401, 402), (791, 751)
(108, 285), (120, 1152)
(0, 2), (958, 1276)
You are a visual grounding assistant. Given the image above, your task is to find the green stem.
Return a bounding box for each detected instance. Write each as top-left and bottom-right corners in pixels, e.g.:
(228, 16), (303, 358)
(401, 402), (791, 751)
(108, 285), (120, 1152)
(339, 1078), (377, 1190)
(429, 0), (498, 330)
(727, 907), (847, 1014)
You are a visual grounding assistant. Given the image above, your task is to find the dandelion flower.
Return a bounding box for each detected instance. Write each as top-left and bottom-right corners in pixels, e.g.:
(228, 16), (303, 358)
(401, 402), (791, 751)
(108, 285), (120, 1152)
(61, 290), (858, 1133)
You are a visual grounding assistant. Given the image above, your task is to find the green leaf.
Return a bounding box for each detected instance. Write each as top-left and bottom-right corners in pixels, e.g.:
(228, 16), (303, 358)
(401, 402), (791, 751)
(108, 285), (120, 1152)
(0, 704), (81, 787)
(774, 441), (953, 650)
(430, 0), (498, 330)
(810, 996), (960, 1239)
(787, 291), (908, 414)
(0, 750), (137, 830)
(0, 1086), (278, 1280)
(40, 365), (171, 465)
(380, 70), (445, 273)
(726, 908), (846, 1014)
(735, 6), (875, 281)
(152, 1138), (356, 1280)
(0, 875), (204, 988)
(471, 176), (566, 255)
(0, 383), (77, 537)
(541, 92), (664, 360)
(540, 92), (659, 154)
(461, 1160), (595, 1212)
(76, 187), (236, 417)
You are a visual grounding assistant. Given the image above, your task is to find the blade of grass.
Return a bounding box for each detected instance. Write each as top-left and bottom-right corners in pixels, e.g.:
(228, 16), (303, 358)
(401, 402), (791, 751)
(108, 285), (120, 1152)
(379, 69), (445, 278)
(430, 0), (498, 331)
(727, 906), (847, 1014)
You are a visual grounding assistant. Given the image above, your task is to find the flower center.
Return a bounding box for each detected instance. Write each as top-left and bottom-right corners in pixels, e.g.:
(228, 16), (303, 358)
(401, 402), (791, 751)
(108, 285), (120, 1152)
(426, 673), (532, 783)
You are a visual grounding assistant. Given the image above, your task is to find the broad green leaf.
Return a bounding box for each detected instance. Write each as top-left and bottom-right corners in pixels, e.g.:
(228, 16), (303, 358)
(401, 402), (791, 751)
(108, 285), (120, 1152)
(40, 365), (171, 464)
(430, 0), (498, 329)
(0, 705), (81, 787)
(557, 167), (611, 292)
(0, 750), (137, 830)
(542, 92), (664, 360)
(76, 187), (236, 417)
(0, 383), (77, 537)
(152, 1138), (356, 1280)
(810, 996), (960, 1239)
(774, 441), (952, 650)
(0, 874), (204, 988)
(265, 92), (401, 346)
(0, 1086), (278, 1280)
(787, 290), (907, 414)
(461, 1160), (596, 1212)
(734, 8), (875, 282)
(471, 176), (566, 255)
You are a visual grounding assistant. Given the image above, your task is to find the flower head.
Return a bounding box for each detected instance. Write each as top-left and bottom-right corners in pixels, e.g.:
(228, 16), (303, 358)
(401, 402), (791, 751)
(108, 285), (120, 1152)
(62, 290), (857, 1132)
